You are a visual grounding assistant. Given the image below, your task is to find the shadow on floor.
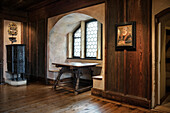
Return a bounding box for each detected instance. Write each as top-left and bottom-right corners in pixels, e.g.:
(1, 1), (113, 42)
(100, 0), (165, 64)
(154, 94), (170, 113)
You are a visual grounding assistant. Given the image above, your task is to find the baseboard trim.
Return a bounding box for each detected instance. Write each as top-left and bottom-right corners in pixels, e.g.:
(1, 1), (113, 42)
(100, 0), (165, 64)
(91, 88), (151, 109)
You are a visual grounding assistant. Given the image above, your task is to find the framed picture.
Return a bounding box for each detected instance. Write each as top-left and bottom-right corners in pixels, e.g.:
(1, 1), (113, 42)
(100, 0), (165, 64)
(115, 21), (136, 50)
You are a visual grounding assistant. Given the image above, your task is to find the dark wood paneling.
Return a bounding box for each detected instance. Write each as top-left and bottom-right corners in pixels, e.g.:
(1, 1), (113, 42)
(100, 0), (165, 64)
(27, 0), (60, 11)
(0, 0), (47, 11)
(0, 10), (27, 22)
(44, 18), (47, 84)
(37, 19), (46, 78)
(25, 0), (152, 107)
(26, 19), (47, 81)
(31, 22), (37, 78)
(22, 22), (30, 76)
(105, 0), (151, 102)
(105, 0), (117, 92)
(105, 0), (126, 93)
(0, 19), (4, 83)
(0, 10), (27, 18)
(115, 0), (125, 93)
(0, 19), (3, 61)
(91, 88), (151, 108)
(28, 0), (105, 20)
(126, 0), (151, 98)
(28, 22), (32, 78)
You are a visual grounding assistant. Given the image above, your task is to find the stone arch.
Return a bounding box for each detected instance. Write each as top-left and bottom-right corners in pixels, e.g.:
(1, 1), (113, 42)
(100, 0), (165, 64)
(47, 4), (105, 89)
(48, 13), (93, 71)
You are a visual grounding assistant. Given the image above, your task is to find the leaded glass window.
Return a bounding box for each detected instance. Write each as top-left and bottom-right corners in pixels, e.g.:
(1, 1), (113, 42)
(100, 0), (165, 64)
(70, 19), (102, 59)
(73, 28), (81, 57)
(86, 20), (98, 58)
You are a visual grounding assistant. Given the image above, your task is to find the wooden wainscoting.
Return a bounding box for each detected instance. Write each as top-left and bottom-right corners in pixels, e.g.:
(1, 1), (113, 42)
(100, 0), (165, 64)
(91, 88), (151, 109)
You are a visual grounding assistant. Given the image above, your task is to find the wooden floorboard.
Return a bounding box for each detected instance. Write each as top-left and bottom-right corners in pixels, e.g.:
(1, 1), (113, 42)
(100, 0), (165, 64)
(0, 82), (167, 113)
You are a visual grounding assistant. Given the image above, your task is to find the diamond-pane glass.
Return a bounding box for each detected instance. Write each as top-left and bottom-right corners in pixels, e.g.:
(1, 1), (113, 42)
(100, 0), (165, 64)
(86, 21), (98, 57)
(73, 28), (81, 57)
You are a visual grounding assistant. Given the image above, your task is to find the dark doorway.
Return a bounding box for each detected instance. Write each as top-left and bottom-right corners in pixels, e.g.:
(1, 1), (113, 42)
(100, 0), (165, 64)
(166, 29), (170, 93)
(155, 9), (170, 110)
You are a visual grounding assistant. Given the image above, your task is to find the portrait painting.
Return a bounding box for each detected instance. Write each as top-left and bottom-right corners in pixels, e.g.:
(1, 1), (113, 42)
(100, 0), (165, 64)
(115, 22), (136, 50)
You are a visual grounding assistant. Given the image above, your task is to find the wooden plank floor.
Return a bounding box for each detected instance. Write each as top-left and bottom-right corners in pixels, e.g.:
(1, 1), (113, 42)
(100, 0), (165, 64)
(0, 82), (168, 113)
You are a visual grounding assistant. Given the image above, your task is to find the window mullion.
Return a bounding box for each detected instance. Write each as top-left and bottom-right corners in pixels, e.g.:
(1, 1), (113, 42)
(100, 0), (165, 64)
(81, 21), (85, 58)
(68, 32), (73, 58)
(97, 22), (102, 59)
(73, 27), (81, 58)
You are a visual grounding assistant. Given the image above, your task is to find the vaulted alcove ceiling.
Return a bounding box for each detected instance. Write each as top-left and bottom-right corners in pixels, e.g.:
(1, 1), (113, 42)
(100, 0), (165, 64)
(0, 0), (58, 11)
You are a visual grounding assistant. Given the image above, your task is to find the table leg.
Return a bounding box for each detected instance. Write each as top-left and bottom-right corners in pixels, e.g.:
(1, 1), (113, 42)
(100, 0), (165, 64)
(74, 69), (80, 95)
(53, 68), (64, 89)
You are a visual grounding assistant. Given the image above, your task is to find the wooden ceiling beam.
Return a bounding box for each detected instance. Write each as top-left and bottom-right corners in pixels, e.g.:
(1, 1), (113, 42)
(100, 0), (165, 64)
(0, 9), (28, 22)
(28, 0), (105, 21)
(26, 0), (59, 11)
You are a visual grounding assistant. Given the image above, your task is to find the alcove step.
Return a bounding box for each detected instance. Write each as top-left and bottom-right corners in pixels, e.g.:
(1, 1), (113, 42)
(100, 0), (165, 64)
(92, 75), (103, 80)
(49, 69), (61, 72)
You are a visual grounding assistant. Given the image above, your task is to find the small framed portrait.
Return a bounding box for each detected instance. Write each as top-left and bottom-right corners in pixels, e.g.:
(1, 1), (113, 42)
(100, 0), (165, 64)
(115, 21), (136, 50)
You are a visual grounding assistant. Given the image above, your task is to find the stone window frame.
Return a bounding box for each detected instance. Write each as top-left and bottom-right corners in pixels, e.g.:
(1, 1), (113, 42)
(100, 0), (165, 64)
(67, 19), (102, 60)
(73, 26), (81, 58)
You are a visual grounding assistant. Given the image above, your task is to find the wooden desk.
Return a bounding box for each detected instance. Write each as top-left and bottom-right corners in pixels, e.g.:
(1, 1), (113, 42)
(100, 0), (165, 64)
(52, 62), (99, 95)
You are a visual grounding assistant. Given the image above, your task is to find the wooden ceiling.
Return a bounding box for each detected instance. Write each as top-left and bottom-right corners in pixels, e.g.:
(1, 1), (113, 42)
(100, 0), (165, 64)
(0, 0), (56, 11)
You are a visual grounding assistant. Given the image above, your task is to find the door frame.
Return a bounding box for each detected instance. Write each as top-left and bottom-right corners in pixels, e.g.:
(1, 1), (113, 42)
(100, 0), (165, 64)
(154, 8), (170, 107)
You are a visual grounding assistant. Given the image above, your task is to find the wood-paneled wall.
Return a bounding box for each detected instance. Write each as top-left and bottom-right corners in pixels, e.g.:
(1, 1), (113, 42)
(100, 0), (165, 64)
(26, 19), (47, 81)
(0, 19), (3, 62)
(0, 19), (4, 82)
(105, 0), (151, 108)
(0, 10), (27, 22)
(25, 0), (152, 108)
(37, 19), (46, 79)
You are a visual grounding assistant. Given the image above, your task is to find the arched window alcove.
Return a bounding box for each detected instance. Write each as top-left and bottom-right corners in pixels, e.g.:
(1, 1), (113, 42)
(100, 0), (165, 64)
(47, 3), (105, 90)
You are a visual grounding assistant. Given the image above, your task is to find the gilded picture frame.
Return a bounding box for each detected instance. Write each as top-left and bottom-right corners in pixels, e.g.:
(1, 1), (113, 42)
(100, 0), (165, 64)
(115, 21), (136, 51)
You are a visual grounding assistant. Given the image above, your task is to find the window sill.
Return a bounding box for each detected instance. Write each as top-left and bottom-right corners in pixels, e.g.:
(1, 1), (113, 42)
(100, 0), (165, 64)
(67, 58), (102, 61)
(66, 58), (103, 67)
